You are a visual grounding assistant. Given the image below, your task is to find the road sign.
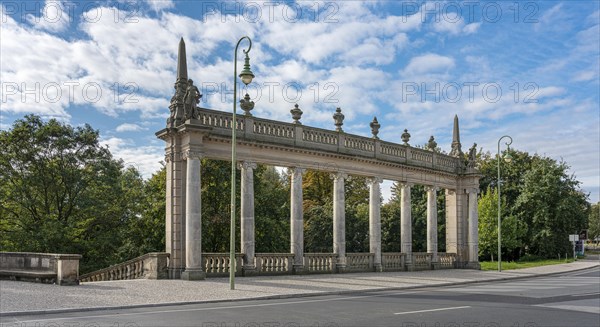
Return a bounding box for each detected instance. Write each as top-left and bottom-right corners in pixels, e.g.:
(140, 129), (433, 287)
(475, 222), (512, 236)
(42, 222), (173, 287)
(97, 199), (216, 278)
(569, 234), (579, 242)
(579, 229), (588, 240)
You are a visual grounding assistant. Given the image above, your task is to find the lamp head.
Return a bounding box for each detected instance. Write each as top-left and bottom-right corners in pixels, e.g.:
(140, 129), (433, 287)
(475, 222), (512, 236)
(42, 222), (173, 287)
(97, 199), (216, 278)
(239, 52), (255, 85)
(503, 147), (513, 163)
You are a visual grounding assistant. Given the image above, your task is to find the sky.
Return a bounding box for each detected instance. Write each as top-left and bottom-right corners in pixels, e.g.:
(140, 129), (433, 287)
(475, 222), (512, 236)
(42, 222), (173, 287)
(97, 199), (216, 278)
(1, 0), (599, 203)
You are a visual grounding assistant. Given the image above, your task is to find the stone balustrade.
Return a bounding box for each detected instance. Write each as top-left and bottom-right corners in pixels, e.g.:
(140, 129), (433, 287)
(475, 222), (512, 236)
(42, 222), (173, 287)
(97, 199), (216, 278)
(194, 108), (461, 174)
(412, 252), (433, 270)
(438, 253), (457, 269)
(304, 253), (337, 273)
(0, 252), (82, 285)
(79, 252), (169, 282)
(255, 253), (294, 274)
(202, 253), (243, 277)
(382, 253), (406, 271)
(346, 253), (375, 272)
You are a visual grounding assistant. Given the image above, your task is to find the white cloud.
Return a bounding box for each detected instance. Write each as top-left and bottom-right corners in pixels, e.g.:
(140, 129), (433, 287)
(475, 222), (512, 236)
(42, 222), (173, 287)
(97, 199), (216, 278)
(101, 137), (163, 178)
(145, 0), (174, 12)
(403, 53), (455, 75)
(26, 0), (70, 32)
(116, 123), (146, 132)
(463, 22), (481, 35)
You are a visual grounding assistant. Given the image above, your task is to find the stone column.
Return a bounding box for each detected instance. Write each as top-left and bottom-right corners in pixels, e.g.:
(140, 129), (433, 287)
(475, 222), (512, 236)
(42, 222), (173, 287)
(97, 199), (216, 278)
(240, 161), (257, 275)
(181, 151), (205, 280)
(367, 177), (383, 272)
(400, 182), (413, 268)
(467, 188), (480, 269)
(332, 172), (347, 272)
(290, 167), (305, 274)
(425, 186), (439, 268)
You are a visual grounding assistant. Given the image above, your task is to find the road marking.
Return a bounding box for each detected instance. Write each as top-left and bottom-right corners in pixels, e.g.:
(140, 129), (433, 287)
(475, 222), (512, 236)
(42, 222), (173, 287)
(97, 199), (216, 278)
(394, 306), (471, 315)
(570, 292), (600, 297)
(12, 289), (427, 324)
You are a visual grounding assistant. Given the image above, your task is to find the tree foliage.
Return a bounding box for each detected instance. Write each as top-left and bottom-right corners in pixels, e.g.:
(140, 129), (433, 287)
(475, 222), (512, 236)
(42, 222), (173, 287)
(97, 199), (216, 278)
(0, 115), (140, 272)
(588, 202), (600, 242)
(478, 150), (589, 260)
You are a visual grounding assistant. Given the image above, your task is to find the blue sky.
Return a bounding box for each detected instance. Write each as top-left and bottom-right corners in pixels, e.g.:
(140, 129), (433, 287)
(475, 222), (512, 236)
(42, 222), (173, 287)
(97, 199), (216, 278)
(1, 0), (599, 203)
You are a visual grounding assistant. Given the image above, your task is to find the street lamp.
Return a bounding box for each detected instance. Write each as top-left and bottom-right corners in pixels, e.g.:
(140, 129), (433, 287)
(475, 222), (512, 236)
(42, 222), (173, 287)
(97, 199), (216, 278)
(231, 36), (255, 290)
(497, 135), (513, 272)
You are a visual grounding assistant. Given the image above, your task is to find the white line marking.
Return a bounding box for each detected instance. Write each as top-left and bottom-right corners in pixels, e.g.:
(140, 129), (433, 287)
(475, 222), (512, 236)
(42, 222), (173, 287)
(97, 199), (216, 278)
(394, 306), (471, 315)
(570, 292), (600, 297)
(13, 290), (427, 324)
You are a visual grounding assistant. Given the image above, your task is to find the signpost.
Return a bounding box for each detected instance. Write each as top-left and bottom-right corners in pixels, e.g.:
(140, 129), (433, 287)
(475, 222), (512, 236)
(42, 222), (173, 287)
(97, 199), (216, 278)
(569, 234), (579, 260)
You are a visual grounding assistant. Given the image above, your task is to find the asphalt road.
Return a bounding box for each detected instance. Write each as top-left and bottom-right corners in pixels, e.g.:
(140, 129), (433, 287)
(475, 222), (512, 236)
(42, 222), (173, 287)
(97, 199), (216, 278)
(2, 267), (598, 327)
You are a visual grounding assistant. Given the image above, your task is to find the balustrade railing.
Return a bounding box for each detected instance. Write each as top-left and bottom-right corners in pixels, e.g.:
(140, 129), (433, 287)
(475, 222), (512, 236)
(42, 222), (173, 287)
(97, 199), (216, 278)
(253, 121), (294, 138)
(344, 136), (374, 152)
(255, 253), (294, 274)
(381, 252), (406, 271)
(304, 253), (337, 273)
(202, 253), (243, 277)
(303, 129), (338, 145)
(79, 252), (169, 282)
(412, 252), (433, 270)
(346, 253), (375, 272)
(411, 149), (433, 164)
(191, 108), (462, 173)
(380, 143), (407, 158)
(438, 253), (457, 269)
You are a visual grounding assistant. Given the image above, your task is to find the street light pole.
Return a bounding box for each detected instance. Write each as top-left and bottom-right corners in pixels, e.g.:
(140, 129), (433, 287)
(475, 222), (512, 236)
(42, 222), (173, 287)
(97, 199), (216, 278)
(231, 36), (254, 290)
(497, 135), (513, 272)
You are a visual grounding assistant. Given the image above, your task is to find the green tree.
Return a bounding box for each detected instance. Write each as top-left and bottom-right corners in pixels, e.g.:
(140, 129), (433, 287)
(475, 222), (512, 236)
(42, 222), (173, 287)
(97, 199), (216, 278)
(589, 202), (600, 242)
(513, 157), (589, 258)
(478, 187), (525, 261)
(0, 115), (140, 272)
(116, 166), (166, 260)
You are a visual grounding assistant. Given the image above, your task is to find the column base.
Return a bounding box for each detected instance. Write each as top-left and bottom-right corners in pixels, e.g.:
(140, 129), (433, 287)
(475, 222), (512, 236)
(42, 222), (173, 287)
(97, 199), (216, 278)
(465, 262), (481, 270)
(242, 265), (258, 277)
(169, 267), (184, 279)
(292, 264), (306, 275)
(181, 269), (206, 280)
(373, 263), (383, 272)
(336, 264), (347, 274)
(431, 262), (441, 270)
(405, 263), (415, 271)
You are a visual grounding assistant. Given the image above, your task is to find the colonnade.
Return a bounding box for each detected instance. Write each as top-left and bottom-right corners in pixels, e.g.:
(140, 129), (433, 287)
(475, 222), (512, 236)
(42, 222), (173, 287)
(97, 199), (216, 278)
(179, 157), (480, 279)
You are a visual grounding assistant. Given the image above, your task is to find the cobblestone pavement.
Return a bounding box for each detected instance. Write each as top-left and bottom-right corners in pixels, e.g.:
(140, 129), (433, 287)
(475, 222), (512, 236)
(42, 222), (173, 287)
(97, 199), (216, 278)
(1, 260), (597, 316)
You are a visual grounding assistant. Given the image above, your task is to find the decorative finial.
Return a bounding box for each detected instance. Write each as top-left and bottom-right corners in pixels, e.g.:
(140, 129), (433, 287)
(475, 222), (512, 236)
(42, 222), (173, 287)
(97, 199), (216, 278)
(290, 104), (303, 124)
(427, 136), (437, 151)
(449, 114), (463, 157)
(333, 107), (344, 132)
(168, 37), (190, 127)
(401, 129), (411, 145)
(240, 93), (254, 116)
(370, 116), (380, 139)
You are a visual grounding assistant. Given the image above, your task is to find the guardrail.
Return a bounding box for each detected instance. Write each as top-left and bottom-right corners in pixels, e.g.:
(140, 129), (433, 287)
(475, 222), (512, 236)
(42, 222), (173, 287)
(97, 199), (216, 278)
(79, 252), (169, 282)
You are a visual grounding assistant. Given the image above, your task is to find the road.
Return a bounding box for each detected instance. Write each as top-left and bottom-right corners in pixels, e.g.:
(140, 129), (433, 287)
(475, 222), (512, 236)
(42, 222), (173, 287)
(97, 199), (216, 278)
(2, 267), (598, 327)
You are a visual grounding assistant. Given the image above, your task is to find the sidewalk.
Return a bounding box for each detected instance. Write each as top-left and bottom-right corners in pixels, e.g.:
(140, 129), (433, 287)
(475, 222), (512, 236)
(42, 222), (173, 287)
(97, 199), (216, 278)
(1, 260), (598, 316)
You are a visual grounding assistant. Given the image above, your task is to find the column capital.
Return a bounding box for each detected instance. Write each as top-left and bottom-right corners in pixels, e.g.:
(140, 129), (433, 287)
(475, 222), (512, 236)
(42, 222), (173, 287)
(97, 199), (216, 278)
(238, 161), (257, 170)
(330, 172), (348, 181)
(366, 177), (383, 185)
(466, 188), (480, 194)
(424, 185), (439, 192)
(398, 181), (413, 189)
(446, 189), (456, 195)
(289, 167), (305, 175)
(165, 151), (182, 162)
(182, 150), (203, 161)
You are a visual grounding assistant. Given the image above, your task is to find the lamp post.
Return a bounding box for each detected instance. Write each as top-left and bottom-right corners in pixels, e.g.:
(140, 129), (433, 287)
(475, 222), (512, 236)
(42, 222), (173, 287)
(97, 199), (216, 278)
(497, 135), (513, 272)
(231, 36), (255, 290)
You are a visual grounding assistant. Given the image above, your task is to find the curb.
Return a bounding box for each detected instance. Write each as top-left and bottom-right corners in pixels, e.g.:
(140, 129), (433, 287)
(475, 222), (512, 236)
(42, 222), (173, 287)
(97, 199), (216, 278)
(1, 263), (597, 318)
